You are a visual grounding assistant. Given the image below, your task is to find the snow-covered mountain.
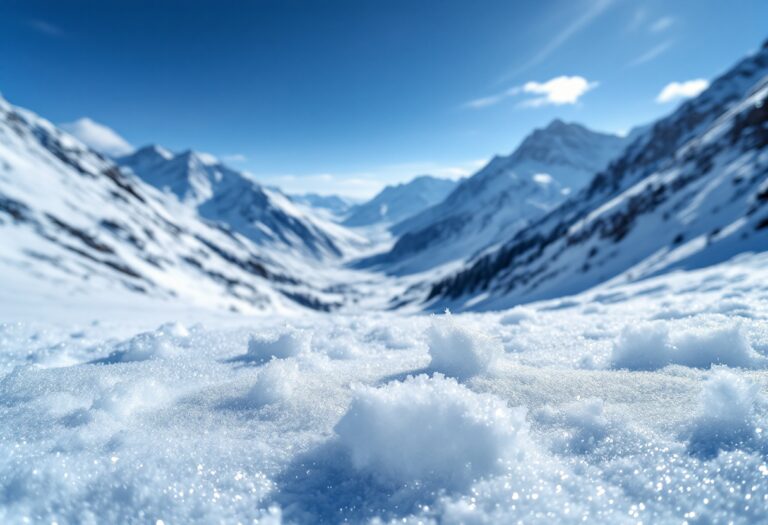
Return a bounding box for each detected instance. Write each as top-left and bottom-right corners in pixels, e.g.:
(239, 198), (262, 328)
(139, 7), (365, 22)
(362, 121), (626, 274)
(343, 175), (458, 227)
(424, 41), (768, 311)
(0, 95), (344, 314)
(118, 146), (364, 260)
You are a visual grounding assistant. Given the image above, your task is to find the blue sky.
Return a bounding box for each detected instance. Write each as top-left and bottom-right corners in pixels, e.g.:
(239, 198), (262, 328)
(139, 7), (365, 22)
(1, 0), (766, 197)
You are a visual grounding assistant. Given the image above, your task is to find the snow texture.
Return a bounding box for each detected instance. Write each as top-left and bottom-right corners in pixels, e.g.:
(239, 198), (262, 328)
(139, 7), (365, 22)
(1, 254), (768, 523)
(335, 374), (528, 489)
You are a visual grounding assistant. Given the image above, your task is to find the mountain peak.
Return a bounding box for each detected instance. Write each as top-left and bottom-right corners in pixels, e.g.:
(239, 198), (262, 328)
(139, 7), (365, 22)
(132, 144), (174, 160)
(177, 149), (219, 166)
(544, 118), (569, 131)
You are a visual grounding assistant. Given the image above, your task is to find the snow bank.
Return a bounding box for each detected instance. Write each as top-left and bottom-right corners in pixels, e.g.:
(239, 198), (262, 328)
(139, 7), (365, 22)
(610, 322), (764, 370)
(246, 329), (310, 363)
(687, 369), (763, 458)
(335, 374), (528, 489)
(427, 314), (503, 379)
(246, 358), (300, 406)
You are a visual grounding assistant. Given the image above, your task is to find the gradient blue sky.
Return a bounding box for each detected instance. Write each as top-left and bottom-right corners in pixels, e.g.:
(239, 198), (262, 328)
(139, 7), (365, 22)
(1, 0), (766, 197)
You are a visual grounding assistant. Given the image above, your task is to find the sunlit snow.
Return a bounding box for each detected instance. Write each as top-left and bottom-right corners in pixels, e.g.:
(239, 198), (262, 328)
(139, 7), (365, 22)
(1, 253), (767, 523)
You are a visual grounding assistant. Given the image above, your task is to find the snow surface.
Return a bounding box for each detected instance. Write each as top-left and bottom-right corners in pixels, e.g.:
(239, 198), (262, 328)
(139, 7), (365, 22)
(1, 253), (767, 524)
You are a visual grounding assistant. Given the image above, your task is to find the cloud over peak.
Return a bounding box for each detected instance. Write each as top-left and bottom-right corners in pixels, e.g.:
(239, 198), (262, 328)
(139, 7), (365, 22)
(521, 76), (598, 107)
(61, 117), (134, 157)
(465, 75), (597, 109)
(656, 79), (709, 103)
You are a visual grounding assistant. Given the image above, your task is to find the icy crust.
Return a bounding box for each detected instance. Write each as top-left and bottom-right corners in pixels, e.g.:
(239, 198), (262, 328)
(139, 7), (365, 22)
(1, 255), (768, 523)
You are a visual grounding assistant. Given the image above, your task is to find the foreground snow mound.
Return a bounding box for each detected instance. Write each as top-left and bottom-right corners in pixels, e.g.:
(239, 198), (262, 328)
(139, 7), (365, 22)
(687, 369), (765, 458)
(335, 374), (528, 490)
(245, 329), (310, 363)
(427, 313), (503, 379)
(610, 321), (764, 370)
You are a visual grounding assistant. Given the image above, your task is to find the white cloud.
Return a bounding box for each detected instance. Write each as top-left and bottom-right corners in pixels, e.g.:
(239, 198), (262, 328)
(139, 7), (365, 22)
(627, 40), (673, 67)
(521, 76), (598, 107)
(649, 16), (674, 32)
(465, 76), (597, 110)
(256, 159), (487, 199)
(656, 79), (709, 103)
(222, 154), (247, 163)
(61, 117), (134, 157)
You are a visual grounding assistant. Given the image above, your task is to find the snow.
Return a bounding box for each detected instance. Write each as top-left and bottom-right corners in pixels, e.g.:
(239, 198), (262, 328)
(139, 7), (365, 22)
(687, 369), (766, 459)
(335, 374), (529, 489)
(1, 253), (768, 523)
(610, 321), (765, 370)
(246, 358), (301, 407)
(426, 312), (503, 379)
(244, 329), (311, 363)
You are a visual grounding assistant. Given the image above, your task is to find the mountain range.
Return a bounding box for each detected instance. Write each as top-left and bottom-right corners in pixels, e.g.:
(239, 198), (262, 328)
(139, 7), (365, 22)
(1, 40), (766, 316)
(342, 175), (458, 228)
(359, 120), (628, 275)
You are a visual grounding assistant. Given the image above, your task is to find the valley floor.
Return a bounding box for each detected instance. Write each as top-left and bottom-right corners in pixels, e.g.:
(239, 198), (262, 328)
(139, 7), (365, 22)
(2, 253), (768, 523)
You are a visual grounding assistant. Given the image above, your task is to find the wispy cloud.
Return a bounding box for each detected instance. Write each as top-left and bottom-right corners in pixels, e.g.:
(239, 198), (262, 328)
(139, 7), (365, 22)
(465, 76), (597, 109)
(464, 87), (522, 109)
(627, 7), (647, 31)
(649, 16), (674, 33)
(500, 0), (614, 81)
(28, 19), (64, 37)
(222, 154), (247, 163)
(257, 159), (487, 199)
(656, 79), (709, 103)
(627, 40), (673, 67)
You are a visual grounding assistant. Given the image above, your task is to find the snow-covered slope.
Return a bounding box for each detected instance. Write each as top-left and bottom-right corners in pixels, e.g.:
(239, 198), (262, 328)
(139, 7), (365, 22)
(119, 146), (365, 260)
(343, 175), (458, 227)
(363, 121), (626, 274)
(426, 41), (768, 311)
(0, 95), (343, 314)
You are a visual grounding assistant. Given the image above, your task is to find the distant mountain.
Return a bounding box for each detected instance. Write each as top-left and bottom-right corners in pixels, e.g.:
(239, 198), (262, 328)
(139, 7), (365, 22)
(119, 146), (365, 260)
(362, 121), (627, 274)
(0, 95), (341, 313)
(343, 175), (458, 227)
(424, 40), (768, 311)
(291, 193), (356, 217)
